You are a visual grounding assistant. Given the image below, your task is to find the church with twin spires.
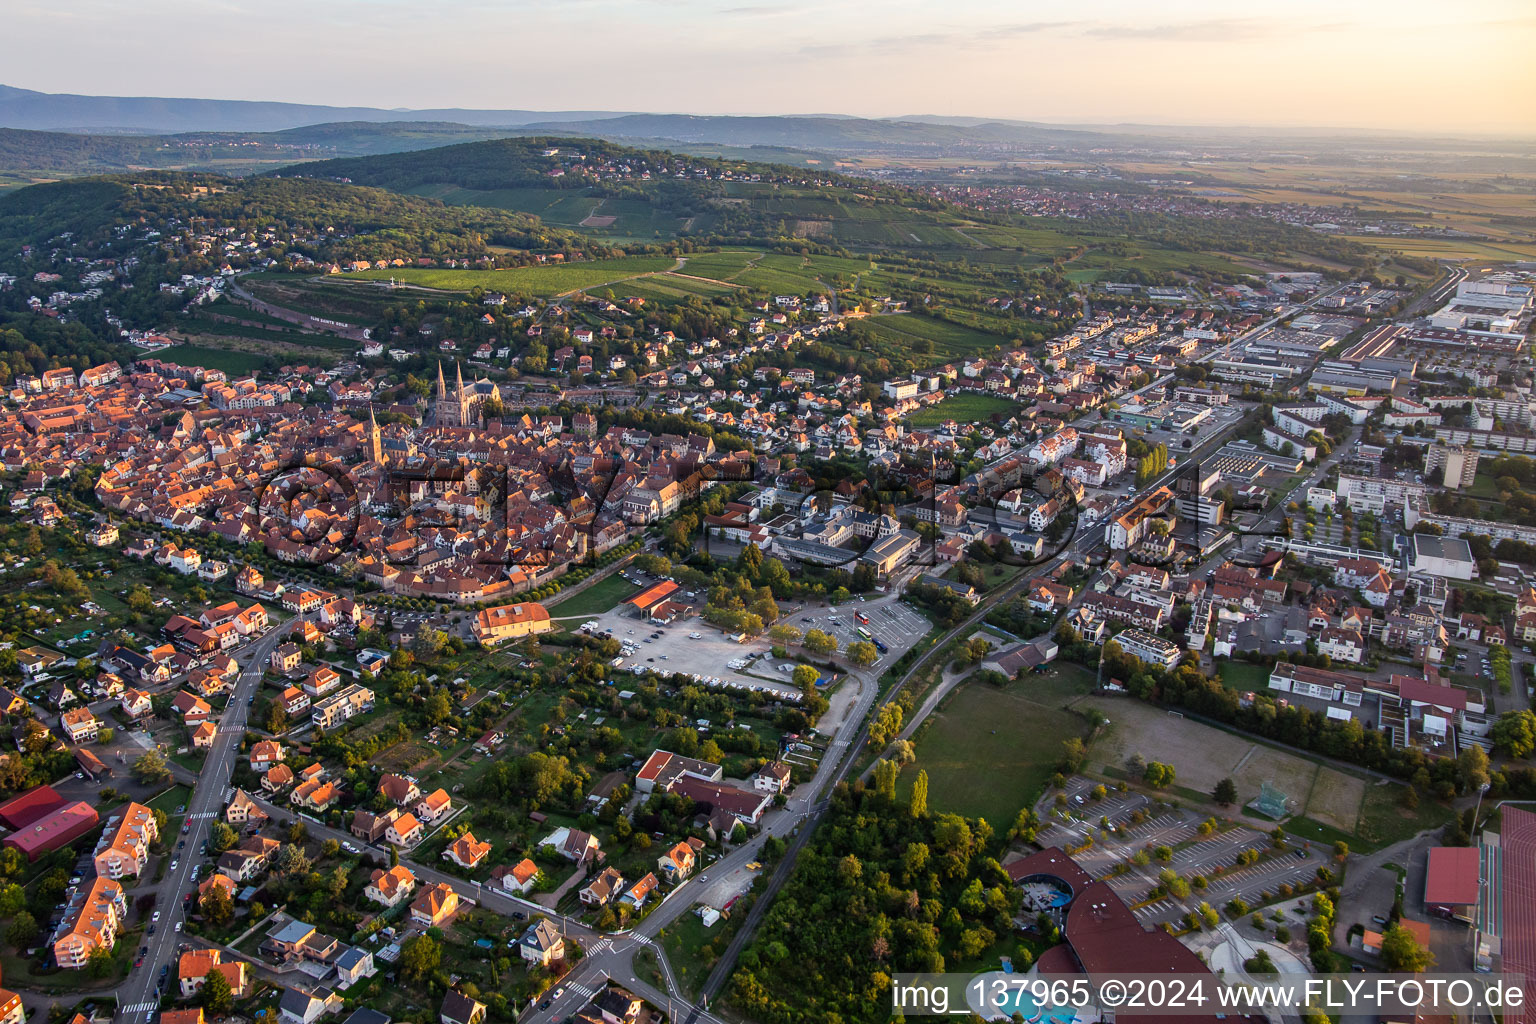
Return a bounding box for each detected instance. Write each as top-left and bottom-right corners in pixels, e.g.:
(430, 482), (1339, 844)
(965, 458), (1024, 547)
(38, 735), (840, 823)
(433, 361), (501, 427)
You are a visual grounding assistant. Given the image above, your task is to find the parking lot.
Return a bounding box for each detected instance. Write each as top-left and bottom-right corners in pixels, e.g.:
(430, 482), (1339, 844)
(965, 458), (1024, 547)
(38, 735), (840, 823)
(1035, 777), (1328, 925)
(794, 595), (931, 669)
(579, 605), (805, 699)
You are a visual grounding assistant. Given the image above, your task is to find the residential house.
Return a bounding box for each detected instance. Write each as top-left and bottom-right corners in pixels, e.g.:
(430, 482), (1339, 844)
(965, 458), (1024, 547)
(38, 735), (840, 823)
(621, 872), (659, 910)
(656, 838), (703, 882)
(378, 773), (420, 806)
(580, 866), (625, 906)
(414, 788), (452, 824)
(492, 858), (540, 895)
(443, 832), (491, 870)
(178, 949), (249, 999)
(385, 813), (423, 847)
(409, 882), (459, 928)
(439, 991), (486, 1024)
(365, 865), (417, 907)
(518, 919), (565, 966)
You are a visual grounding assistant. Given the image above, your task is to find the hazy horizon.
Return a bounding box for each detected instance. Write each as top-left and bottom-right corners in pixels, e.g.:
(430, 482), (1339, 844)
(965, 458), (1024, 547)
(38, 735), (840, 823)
(10, 0), (1534, 135)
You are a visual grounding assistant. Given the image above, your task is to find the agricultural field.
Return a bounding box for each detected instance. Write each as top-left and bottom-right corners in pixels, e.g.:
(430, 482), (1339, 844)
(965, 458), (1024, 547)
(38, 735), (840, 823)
(1342, 234), (1536, 264)
(149, 343), (269, 375)
(351, 255), (678, 297)
(906, 392), (1021, 427)
(859, 312), (1009, 359)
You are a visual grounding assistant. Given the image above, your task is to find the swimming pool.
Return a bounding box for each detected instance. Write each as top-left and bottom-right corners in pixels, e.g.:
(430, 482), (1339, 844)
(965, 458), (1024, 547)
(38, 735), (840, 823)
(965, 973), (1080, 1023)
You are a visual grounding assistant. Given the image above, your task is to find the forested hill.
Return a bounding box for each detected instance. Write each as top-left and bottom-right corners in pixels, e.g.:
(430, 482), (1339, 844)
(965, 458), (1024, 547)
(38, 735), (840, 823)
(0, 173), (594, 264)
(0, 171), (621, 377)
(272, 136), (961, 245)
(277, 135), (908, 198)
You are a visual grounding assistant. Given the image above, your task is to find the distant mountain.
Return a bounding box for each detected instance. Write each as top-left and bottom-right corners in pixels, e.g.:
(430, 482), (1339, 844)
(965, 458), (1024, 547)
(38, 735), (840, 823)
(0, 84), (632, 133)
(513, 113), (1122, 154)
(0, 122), (564, 180)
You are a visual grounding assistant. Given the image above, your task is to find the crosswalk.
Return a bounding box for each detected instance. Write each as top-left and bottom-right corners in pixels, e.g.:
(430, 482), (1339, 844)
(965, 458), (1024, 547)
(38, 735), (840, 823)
(564, 981), (597, 1000)
(587, 938), (613, 955)
(122, 1001), (158, 1014)
(186, 810), (217, 821)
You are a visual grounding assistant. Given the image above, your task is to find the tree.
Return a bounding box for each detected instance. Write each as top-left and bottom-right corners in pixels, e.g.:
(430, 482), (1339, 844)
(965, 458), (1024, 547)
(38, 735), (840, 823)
(803, 629), (837, 656)
(791, 665), (820, 694)
(1213, 777), (1238, 805)
(5, 910), (37, 949)
(96, 727), (115, 744)
(276, 843), (311, 877)
(132, 749), (172, 785)
(201, 965), (234, 1012)
(208, 821), (237, 856)
(846, 641), (879, 667)
(87, 945), (114, 978)
(1492, 709), (1536, 759)
(910, 770), (929, 818)
(1379, 923), (1435, 973)
(1144, 762), (1176, 788)
(399, 934), (442, 981)
(423, 691), (452, 727)
(202, 884), (234, 927)
(1457, 744), (1490, 794)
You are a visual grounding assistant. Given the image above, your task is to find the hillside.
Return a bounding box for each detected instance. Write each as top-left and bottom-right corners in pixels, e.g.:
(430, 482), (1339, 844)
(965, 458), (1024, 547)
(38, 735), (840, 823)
(275, 136), (978, 246)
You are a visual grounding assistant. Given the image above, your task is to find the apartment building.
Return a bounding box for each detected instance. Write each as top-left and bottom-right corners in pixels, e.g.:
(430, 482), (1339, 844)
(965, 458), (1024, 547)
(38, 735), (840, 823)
(311, 684), (374, 730)
(92, 802), (158, 879)
(53, 876), (126, 968)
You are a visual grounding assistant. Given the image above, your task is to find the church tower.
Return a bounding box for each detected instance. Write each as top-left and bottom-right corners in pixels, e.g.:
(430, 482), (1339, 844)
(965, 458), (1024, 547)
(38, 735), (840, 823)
(455, 362), (471, 424)
(367, 405), (384, 465)
(434, 360), (461, 427)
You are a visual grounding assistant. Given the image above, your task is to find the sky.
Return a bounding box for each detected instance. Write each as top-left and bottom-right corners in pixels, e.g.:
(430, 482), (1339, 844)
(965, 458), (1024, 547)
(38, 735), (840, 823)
(9, 0), (1536, 133)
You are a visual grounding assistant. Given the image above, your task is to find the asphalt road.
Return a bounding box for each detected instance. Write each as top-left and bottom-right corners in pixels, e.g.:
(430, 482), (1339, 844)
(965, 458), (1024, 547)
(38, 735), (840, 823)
(113, 615), (310, 1023)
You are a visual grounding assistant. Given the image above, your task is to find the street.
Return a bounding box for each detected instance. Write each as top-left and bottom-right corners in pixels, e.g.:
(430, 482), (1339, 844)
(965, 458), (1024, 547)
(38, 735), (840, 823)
(114, 615), (311, 1023)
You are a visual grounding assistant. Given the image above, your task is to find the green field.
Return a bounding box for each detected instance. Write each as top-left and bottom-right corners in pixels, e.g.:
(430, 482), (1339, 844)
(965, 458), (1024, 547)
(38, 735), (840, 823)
(677, 250), (765, 281)
(860, 313), (1008, 359)
(1216, 661), (1274, 692)
(546, 572), (643, 620)
(901, 671), (1092, 828)
(906, 392), (1021, 427)
(151, 344), (268, 375)
(352, 256), (678, 297)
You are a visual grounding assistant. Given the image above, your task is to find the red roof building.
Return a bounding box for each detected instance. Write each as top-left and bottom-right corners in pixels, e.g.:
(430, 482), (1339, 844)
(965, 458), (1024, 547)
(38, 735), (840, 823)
(2, 801), (100, 860)
(1424, 846), (1481, 921)
(626, 580), (680, 616)
(0, 783), (65, 830)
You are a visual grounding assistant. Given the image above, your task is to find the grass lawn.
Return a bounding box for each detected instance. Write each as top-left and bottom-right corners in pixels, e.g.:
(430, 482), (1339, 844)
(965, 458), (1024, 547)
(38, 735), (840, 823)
(907, 393), (1021, 428)
(145, 783), (193, 816)
(1352, 781), (1455, 850)
(901, 675), (1089, 828)
(656, 906), (744, 999)
(152, 344), (268, 375)
(1216, 661), (1274, 692)
(546, 573), (642, 620)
